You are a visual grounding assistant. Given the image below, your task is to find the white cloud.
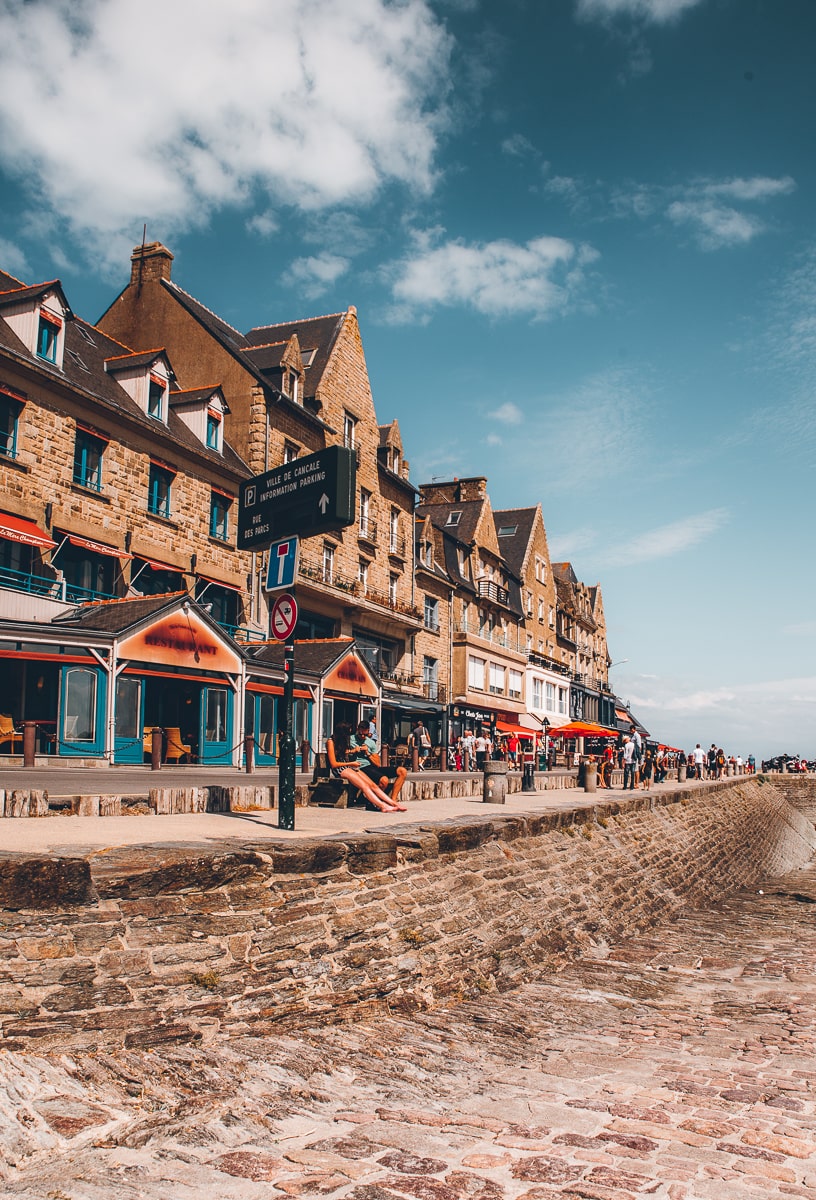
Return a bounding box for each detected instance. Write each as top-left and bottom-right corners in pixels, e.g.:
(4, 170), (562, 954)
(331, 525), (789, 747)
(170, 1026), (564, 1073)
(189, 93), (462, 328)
(547, 527), (599, 561)
(386, 232), (598, 321)
(668, 201), (763, 250)
(625, 674), (816, 759)
(0, 0), (451, 264)
(283, 253), (350, 299)
(501, 133), (537, 159)
(245, 211), (280, 239)
(576, 0), (705, 22)
(484, 432), (503, 446)
(703, 176), (796, 202)
(489, 402), (523, 425)
(603, 508), (729, 566)
(0, 238), (30, 278)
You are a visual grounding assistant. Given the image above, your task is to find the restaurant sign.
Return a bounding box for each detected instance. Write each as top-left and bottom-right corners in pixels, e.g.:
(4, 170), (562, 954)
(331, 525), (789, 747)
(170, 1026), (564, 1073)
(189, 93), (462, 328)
(118, 611), (242, 673)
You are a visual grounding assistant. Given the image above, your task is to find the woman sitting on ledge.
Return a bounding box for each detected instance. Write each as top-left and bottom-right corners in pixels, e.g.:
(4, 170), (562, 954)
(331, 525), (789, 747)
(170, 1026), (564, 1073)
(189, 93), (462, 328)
(326, 723), (407, 812)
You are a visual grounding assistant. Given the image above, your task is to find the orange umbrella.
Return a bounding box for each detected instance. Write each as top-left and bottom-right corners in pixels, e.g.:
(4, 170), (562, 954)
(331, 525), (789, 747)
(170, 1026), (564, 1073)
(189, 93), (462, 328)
(549, 720), (618, 739)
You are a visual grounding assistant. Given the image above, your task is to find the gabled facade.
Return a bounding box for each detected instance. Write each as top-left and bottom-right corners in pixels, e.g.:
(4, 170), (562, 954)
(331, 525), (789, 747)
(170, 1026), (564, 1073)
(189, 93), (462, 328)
(494, 505), (571, 730)
(418, 477), (526, 744)
(551, 562), (613, 726)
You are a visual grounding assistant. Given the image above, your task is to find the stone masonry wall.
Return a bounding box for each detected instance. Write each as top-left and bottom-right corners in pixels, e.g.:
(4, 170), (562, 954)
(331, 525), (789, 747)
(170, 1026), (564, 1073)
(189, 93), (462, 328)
(0, 776), (813, 1055)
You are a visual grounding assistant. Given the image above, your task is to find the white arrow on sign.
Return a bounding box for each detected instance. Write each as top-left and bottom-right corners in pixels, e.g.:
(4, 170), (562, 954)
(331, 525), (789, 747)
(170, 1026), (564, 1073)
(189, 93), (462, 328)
(318, 493), (330, 514)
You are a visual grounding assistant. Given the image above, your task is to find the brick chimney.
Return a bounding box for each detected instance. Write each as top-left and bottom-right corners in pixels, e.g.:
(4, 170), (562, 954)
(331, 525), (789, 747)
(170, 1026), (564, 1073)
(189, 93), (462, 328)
(130, 242), (174, 288)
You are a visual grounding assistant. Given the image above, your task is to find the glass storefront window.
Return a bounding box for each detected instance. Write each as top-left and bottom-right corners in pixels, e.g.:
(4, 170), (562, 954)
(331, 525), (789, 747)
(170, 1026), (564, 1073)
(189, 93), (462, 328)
(115, 676), (141, 740)
(205, 688), (228, 743)
(64, 667), (97, 741)
(257, 693), (276, 756)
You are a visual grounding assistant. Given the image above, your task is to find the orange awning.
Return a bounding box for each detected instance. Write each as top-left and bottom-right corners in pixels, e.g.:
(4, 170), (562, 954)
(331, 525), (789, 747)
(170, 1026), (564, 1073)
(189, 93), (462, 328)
(495, 720), (536, 739)
(67, 534), (132, 560)
(0, 512), (56, 549)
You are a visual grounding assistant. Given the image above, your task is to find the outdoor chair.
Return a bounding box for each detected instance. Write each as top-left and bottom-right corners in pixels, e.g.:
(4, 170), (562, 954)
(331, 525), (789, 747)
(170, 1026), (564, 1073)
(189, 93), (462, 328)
(0, 714), (20, 753)
(164, 727), (192, 763)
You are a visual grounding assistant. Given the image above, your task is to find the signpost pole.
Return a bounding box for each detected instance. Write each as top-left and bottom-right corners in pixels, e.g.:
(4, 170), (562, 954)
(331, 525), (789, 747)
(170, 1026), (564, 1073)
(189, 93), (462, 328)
(278, 640), (296, 830)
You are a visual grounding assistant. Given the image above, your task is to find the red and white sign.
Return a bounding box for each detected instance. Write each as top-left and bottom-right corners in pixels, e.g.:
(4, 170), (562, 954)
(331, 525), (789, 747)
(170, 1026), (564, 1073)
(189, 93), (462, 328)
(270, 592), (298, 641)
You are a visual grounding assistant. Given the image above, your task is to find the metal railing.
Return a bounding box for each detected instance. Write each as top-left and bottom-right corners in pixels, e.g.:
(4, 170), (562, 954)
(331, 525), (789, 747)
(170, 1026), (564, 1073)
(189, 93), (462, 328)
(0, 564), (61, 599)
(477, 577), (509, 605)
(298, 560), (422, 620)
(455, 620), (523, 651)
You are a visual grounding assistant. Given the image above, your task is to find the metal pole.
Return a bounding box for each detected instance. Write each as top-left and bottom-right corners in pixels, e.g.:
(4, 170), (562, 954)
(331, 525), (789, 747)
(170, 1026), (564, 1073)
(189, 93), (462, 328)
(23, 721), (37, 768)
(278, 642), (296, 830)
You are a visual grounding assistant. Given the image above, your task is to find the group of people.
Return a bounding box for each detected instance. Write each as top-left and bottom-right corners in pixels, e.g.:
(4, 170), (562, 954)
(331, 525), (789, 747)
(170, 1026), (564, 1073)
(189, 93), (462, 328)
(686, 744), (755, 779)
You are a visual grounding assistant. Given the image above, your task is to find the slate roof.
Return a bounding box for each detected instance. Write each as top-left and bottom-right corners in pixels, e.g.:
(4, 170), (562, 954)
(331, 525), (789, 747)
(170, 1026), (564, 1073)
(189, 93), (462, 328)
(104, 348), (171, 374)
(247, 637), (362, 678)
(169, 386), (227, 410)
(493, 506), (538, 577)
(0, 279), (72, 315)
(0, 271), (249, 479)
(243, 313), (345, 401)
(54, 593), (188, 632)
(416, 498), (483, 549)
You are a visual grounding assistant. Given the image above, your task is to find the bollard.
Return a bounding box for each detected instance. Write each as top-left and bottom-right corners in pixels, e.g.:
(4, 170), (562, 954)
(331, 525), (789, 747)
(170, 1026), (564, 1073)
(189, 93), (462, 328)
(151, 727), (163, 771)
(381, 743), (389, 767)
(244, 732), (254, 774)
(521, 761), (536, 792)
(300, 739), (311, 771)
(411, 745), (419, 773)
(583, 759), (597, 793)
(483, 759), (508, 804)
(23, 720), (37, 768)
(677, 763), (687, 783)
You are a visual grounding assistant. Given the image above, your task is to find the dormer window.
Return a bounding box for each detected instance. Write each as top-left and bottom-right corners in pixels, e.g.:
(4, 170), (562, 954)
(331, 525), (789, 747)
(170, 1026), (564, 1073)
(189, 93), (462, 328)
(343, 412), (357, 449)
(148, 375), (166, 420)
(446, 511), (461, 527)
(284, 371), (299, 404)
(392, 450), (400, 473)
(206, 410), (222, 451)
(37, 311), (61, 363)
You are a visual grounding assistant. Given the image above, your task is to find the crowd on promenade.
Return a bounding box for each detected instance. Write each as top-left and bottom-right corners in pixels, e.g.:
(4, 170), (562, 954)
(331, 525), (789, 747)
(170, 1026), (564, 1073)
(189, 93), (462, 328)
(590, 737), (758, 792)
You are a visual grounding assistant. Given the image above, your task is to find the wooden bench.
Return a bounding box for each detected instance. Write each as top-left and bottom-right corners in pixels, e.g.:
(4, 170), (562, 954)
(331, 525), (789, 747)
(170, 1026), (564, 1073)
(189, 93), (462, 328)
(308, 752), (361, 808)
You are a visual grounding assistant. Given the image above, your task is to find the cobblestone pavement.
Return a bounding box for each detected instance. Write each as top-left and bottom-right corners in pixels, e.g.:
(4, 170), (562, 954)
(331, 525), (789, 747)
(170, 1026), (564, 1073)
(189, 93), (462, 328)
(2, 861), (815, 1199)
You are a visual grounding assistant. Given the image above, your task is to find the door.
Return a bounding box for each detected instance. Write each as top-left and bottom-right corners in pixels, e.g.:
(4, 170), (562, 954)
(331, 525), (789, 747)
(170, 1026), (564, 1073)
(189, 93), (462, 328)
(59, 664), (106, 757)
(200, 685), (233, 764)
(114, 674), (144, 763)
(252, 691), (278, 765)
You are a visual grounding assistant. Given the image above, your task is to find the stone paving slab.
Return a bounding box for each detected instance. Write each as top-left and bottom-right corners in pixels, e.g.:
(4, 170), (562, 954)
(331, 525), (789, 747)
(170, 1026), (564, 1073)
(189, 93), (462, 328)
(1, 862), (814, 1197)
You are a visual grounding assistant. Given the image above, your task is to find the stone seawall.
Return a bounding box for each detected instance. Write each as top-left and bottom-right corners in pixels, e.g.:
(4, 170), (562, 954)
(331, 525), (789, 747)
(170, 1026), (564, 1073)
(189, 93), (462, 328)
(0, 776), (813, 1055)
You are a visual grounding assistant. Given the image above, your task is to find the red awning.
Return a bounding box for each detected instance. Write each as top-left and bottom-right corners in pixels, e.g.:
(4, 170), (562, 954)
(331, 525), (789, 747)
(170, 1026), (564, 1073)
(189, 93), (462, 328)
(67, 534), (132, 560)
(246, 682), (313, 699)
(197, 573), (241, 592)
(138, 556), (182, 573)
(0, 513), (56, 549)
(495, 720), (536, 739)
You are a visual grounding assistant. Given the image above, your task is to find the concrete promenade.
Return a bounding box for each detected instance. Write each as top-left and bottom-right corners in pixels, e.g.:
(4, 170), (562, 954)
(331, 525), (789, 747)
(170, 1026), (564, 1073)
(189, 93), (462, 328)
(0, 764), (702, 854)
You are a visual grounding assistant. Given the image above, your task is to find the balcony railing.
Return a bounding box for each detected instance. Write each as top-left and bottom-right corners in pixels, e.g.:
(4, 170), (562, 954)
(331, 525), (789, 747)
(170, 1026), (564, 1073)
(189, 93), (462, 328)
(477, 577), (509, 606)
(217, 621), (266, 643)
(0, 565), (120, 605)
(527, 650), (571, 676)
(455, 620), (524, 652)
(380, 669), (447, 704)
(358, 517), (378, 544)
(297, 560), (422, 620)
(387, 533), (407, 558)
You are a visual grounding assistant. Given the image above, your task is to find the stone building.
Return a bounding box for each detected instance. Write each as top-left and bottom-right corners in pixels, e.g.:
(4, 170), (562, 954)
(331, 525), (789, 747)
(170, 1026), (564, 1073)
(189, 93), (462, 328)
(551, 562), (614, 727)
(98, 242), (425, 745)
(493, 506), (572, 735)
(417, 477), (527, 746)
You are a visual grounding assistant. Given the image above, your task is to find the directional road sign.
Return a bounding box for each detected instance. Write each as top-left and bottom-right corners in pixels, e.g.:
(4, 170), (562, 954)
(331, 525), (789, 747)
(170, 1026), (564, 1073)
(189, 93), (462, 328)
(270, 592), (298, 641)
(238, 445), (356, 550)
(264, 536), (299, 593)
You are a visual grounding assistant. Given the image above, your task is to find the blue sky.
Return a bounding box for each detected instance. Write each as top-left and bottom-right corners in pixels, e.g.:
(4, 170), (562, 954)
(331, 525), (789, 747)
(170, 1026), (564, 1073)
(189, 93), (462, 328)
(0, 0), (813, 758)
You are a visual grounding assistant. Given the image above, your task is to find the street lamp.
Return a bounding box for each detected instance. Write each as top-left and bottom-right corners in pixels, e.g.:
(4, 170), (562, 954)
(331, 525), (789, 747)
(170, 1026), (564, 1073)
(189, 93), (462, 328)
(608, 659), (629, 669)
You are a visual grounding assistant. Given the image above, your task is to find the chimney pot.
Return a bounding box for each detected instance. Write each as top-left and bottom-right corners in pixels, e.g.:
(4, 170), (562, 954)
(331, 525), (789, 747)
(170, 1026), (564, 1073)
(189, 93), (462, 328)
(130, 242), (174, 287)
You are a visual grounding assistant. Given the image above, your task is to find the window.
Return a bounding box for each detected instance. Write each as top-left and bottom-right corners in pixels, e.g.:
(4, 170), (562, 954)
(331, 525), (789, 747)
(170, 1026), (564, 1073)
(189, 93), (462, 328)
(358, 558), (368, 592)
(446, 511), (461, 527)
(343, 412), (356, 449)
(355, 630), (398, 676)
(205, 688), (228, 743)
(423, 655), (439, 700)
(284, 371), (299, 403)
(538, 597), (545, 622)
(525, 590), (533, 618)
(196, 579), (238, 627)
(322, 543), (334, 584)
(0, 390), (23, 458)
(63, 667), (97, 741)
(37, 312), (60, 363)
(468, 655), (485, 690)
(462, 600), (470, 630)
(489, 663), (505, 695)
(498, 525), (517, 537)
(391, 449), (400, 473)
(73, 429), (105, 491)
(535, 556), (546, 583)
(389, 508), (399, 553)
(148, 462), (174, 518)
(532, 678), (544, 708)
(424, 595), (439, 631)
(558, 686), (568, 715)
(359, 488), (371, 536)
(388, 572), (398, 606)
(549, 606), (555, 628)
(419, 539), (433, 568)
(509, 669), (522, 699)
(148, 375), (165, 420)
(206, 411), (222, 451)
(546, 682), (555, 710)
(283, 441), (299, 464)
(115, 676), (141, 741)
(209, 491), (231, 541)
